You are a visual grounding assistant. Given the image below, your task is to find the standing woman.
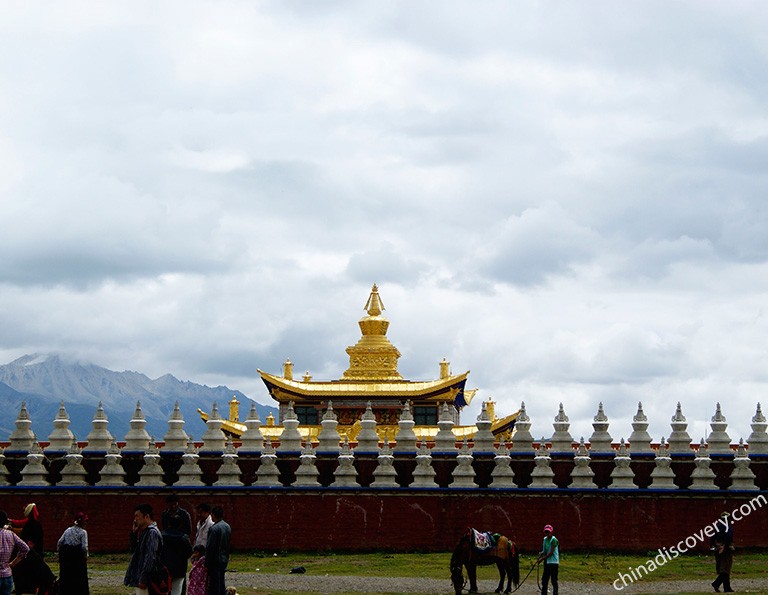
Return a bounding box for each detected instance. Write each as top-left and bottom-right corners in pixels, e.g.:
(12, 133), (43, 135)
(11, 503), (44, 556)
(57, 512), (89, 595)
(10, 504), (54, 594)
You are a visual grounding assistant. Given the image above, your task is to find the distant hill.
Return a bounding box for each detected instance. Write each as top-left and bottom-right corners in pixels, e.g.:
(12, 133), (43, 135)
(0, 354), (277, 442)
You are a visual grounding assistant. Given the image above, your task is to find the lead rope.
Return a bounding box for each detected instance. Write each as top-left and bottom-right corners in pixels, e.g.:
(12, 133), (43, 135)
(537, 561), (542, 591)
(510, 559), (539, 593)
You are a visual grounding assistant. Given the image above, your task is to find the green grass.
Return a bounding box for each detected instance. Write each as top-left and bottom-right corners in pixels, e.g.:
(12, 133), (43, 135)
(64, 550), (768, 595)
(563, 549), (767, 582)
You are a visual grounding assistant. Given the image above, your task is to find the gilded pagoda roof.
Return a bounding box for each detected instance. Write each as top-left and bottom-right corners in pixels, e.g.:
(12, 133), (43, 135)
(258, 284), (476, 407)
(258, 368), (471, 401)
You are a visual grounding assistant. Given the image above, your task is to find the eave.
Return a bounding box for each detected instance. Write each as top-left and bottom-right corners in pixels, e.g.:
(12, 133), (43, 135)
(258, 369), (470, 403)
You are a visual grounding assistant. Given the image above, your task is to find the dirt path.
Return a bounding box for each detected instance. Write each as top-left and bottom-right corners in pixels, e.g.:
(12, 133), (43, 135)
(220, 573), (768, 593)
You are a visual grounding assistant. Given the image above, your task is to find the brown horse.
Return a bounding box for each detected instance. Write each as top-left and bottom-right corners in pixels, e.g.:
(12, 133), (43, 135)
(450, 529), (519, 594)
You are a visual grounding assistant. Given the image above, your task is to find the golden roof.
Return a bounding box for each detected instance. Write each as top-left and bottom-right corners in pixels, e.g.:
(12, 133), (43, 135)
(258, 284), (474, 406)
(258, 369), (470, 401)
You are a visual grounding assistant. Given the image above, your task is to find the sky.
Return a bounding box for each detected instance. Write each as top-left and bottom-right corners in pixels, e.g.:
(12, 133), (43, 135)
(1, 1), (767, 445)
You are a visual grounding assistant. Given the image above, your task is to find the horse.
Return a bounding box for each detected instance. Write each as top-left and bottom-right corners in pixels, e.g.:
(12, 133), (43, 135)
(450, 529), (520, 595)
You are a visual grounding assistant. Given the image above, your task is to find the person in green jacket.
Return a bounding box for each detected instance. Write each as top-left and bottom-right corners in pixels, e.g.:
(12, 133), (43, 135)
(537, 524), (559, 595)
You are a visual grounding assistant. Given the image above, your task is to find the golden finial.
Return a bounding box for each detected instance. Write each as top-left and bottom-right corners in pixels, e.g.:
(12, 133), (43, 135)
(485, 398), (497, 422)
(229, 395), (240, 422)
(364, 283), (385, 316)
(439, 357), (450, 379)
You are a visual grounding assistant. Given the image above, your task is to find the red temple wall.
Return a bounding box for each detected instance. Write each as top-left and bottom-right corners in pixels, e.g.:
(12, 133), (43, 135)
(1, 489), (765, 554)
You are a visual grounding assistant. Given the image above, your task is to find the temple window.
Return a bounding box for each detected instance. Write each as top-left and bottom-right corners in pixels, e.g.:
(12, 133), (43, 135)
(413, 406), (437, 426)
(295, 406), (318, 425)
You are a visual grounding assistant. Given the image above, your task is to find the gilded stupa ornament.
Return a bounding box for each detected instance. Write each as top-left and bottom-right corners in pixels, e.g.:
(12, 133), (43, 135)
(342, 284), (403, 381)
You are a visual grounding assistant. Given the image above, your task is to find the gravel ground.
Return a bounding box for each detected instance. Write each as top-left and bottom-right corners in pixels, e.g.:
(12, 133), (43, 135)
(90, 570), (768, 594)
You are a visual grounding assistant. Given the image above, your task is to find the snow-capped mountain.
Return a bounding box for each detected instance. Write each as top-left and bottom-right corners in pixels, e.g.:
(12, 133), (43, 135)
(0, 354), (277, 442)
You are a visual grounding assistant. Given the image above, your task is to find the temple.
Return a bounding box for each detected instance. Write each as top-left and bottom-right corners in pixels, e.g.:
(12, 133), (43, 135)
(201, 284), (517, 440)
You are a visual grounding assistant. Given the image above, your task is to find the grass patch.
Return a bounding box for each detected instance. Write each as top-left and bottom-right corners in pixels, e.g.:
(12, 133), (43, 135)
(81, 549), (768, 582)
(60, 549), (768, 594)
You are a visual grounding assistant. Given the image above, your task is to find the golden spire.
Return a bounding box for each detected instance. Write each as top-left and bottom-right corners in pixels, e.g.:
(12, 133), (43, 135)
(342, 284), (402, 381)
(364, 283), (385, 316)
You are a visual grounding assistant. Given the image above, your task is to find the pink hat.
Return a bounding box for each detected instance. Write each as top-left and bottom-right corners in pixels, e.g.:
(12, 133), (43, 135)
(543, 524), (553, 533)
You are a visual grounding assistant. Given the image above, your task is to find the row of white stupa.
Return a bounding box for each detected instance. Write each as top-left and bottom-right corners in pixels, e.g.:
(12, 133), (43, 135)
(1, 409), (764, 490)
(2, 399), (768, 456)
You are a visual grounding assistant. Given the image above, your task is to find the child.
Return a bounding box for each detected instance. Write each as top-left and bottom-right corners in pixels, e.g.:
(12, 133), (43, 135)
(187, 545), (208, 595)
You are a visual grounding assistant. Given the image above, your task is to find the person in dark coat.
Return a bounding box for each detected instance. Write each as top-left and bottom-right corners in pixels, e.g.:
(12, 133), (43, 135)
(711, 511), (734, 593)
(57, 512), (89, 595)
(162, 514), (193, 595)
(11, 503), (44, 556)
(162, 495), (193, 541)
(10, 504), (55, 594)
(205, 507), (231, 595)
(124, 504), (164, 595)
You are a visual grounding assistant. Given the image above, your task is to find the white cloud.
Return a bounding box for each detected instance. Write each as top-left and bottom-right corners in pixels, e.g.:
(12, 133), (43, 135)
(0, 1), (767, 443)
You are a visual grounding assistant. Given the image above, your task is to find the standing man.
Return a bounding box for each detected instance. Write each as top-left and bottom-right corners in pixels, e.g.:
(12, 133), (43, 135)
(711, 511), (734, 593)
(205, 507), (231, 595)
(0, 511), (29, 595)
(537, 524), (559, 595)
(195, 504), (214, 548)
(124, 504), (164, 595)
(162, 495), (193, 541)
(161, 515), (192, 595)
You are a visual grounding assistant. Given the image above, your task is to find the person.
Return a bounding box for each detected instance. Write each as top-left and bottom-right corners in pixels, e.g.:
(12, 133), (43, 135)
(205, 507), (231, 595)
(9, 503), (53, 594)
(124, 504), (164, 595)
(187, 545), (208, 595)
(162, 514), (193, 595)
(0, 510), (29, 595)
(162, 495), (193, 541)
(537, 524), (559, 595)
(10, 503), (43, 556)
(195, 504), (214, 548)
(57, 512), (90, 595)
(711, 511), (734, 593)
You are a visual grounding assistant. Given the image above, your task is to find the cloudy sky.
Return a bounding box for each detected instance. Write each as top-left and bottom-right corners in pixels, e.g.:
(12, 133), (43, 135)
(1, 2), (767, 444)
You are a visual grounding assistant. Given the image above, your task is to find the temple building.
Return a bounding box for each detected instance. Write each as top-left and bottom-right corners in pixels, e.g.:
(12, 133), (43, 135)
(202, 284), (516, 441)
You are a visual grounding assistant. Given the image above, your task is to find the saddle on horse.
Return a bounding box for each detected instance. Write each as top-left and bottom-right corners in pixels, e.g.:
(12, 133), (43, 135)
(470, 528), (498, 552)
(469, 528), (514, 559)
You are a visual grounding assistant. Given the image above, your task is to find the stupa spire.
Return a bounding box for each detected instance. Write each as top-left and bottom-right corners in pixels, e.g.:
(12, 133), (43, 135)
(364, 283), (385, 316)
(342, 284), (402, 380)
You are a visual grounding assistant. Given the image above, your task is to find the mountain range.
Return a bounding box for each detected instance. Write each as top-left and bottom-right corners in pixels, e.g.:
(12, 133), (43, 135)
(0, 354), (277, 442)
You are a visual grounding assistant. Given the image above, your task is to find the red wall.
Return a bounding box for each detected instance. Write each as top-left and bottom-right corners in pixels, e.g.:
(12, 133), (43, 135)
(1, 488), (766, 554)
